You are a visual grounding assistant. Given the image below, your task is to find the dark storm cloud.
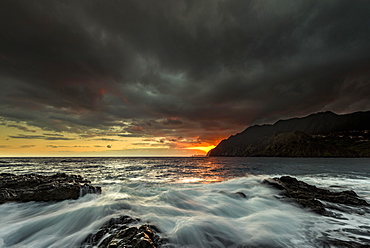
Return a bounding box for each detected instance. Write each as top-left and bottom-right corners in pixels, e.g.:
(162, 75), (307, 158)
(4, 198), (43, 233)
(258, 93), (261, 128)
(9, 134), (75, 140)
(45, 136), (76, 141)
(162, 118), (183, 126)
(46, 145), (68, 149)
(20, 145), (35, 148)
(46, 145), (89, 148)
(95, 138), (119, 142)
(0, 0), (369, 142)
(9, 135), (45, 139)
(43, 133), (64, 137)
(2, 123), (36, 132)
(117, 133), (144, 138)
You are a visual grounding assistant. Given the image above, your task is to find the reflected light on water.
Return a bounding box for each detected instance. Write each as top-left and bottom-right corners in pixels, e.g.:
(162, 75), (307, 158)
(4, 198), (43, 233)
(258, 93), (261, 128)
(177, 178), (204, 183)
(175, 159), (236, 183)
(176, 177), (225, 184)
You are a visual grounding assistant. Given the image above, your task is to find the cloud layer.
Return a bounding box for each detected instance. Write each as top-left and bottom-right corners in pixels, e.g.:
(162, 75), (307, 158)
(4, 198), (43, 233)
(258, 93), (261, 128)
(0, 0), (369, 147)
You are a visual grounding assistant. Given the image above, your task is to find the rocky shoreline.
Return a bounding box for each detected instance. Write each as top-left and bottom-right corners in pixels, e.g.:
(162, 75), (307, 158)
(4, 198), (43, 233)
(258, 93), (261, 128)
(0, 173), (161, 248)
(263, 176), (370, 248)
(0, 173), (101, 203)
(81, 215), (162, 248)
(2, 173), (370, 248)
(263, 176), (370, 215)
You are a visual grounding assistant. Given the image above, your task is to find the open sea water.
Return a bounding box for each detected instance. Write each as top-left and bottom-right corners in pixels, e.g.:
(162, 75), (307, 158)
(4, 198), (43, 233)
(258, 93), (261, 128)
(0, 157), (369, 248)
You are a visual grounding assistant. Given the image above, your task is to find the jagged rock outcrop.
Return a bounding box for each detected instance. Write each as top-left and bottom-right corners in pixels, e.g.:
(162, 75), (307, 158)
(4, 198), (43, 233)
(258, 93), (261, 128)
(0, 173), (101, 204)
(81, 215), (162, 248)
(263, 176), (369, 215)
(263, 176), (370, 247)
(208, 111), (370, 157)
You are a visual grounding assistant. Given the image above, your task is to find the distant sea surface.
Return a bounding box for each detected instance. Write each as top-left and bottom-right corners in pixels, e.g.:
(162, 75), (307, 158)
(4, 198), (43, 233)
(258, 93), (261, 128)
(0, 157), (370, 247)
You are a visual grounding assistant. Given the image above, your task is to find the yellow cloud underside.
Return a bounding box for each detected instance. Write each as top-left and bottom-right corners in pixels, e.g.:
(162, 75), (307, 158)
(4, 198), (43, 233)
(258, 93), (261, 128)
(0, 124), (208, 157)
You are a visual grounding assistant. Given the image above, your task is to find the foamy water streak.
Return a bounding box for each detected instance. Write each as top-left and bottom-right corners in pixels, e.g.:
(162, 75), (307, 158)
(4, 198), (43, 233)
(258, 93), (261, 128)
(139, 176), (317, 247)
(0, 157), (369, 247)
(0, 177), (313, 247)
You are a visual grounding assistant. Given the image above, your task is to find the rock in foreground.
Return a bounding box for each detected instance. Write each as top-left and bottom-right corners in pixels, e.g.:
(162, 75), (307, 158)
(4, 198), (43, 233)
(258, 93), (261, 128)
(0, 173), (101, 204)
(263, 176), (370, 247)
(263, 176), (369, 215)
(81, 215), (162, 248)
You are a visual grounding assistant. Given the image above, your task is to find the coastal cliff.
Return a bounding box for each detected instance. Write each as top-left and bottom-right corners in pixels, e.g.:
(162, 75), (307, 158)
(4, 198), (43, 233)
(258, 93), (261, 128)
(208, 111), (370, 157)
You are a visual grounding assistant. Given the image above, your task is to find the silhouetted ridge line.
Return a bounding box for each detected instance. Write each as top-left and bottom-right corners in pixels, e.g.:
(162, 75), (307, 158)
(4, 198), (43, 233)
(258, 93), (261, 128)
(208, 111), (370, 157)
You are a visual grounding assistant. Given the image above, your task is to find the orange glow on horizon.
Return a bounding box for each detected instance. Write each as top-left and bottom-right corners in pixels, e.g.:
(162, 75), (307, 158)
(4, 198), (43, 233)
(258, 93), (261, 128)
(185, 145), (216, 153)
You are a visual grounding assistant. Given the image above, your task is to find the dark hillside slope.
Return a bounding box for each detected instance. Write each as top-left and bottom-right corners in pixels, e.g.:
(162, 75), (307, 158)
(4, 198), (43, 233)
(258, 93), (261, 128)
(208, 111), (370, 157)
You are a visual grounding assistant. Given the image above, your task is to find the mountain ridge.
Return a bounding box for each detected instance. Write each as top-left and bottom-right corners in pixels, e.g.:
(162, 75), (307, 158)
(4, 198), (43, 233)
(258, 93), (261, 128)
(208, 111), (370, 157)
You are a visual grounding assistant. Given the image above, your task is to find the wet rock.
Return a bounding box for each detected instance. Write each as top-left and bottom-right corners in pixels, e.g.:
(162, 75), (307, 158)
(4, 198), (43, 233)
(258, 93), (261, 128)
(81, 216), (162, 248)
(321, 239), (370, 248)
(0, 173), (101, 204)
(235, 192), (247, 198)
(263, 176), (369, 215)
(218, 190), (248, 199)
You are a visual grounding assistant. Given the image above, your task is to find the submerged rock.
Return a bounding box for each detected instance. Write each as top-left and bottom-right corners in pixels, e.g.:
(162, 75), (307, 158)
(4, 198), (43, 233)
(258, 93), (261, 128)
(81, 215), (162, 248)
(218, 190), (248, 199)
(263, 176), (369, 215)
(0, 172), (101, 204)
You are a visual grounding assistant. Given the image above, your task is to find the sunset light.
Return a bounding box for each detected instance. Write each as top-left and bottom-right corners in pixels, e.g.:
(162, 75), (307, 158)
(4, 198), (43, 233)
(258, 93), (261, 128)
(0, 0), (368, 158)
(1, 1), (369, 247)
(185, 145), (216, 153)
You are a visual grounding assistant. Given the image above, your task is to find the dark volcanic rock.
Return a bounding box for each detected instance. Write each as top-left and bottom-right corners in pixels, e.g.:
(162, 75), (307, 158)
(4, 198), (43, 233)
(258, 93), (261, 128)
(263, 176), (369, 215)
(218, 190), (248, 199)
(0, 173), (101, 204)
(81, 215), (162, 248)
(322, 240), (370, 248)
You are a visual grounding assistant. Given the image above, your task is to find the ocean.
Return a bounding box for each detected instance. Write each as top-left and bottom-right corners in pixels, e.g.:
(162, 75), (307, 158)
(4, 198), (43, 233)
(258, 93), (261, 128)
(0, 157), (369, 248)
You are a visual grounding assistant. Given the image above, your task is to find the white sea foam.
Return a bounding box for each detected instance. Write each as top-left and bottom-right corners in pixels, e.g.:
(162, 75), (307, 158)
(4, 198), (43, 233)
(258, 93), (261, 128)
(0, 157), (369, 247)
(0, 176), (313, 247)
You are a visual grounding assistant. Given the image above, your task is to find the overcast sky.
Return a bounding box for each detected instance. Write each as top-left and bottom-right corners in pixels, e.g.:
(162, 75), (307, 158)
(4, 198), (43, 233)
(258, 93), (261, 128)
(0, 0), (369, 156)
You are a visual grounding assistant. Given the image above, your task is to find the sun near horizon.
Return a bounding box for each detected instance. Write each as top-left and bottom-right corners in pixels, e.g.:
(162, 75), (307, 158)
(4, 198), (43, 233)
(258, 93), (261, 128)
(0, 123), (220, 157)
(1, 1), (369, 159)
